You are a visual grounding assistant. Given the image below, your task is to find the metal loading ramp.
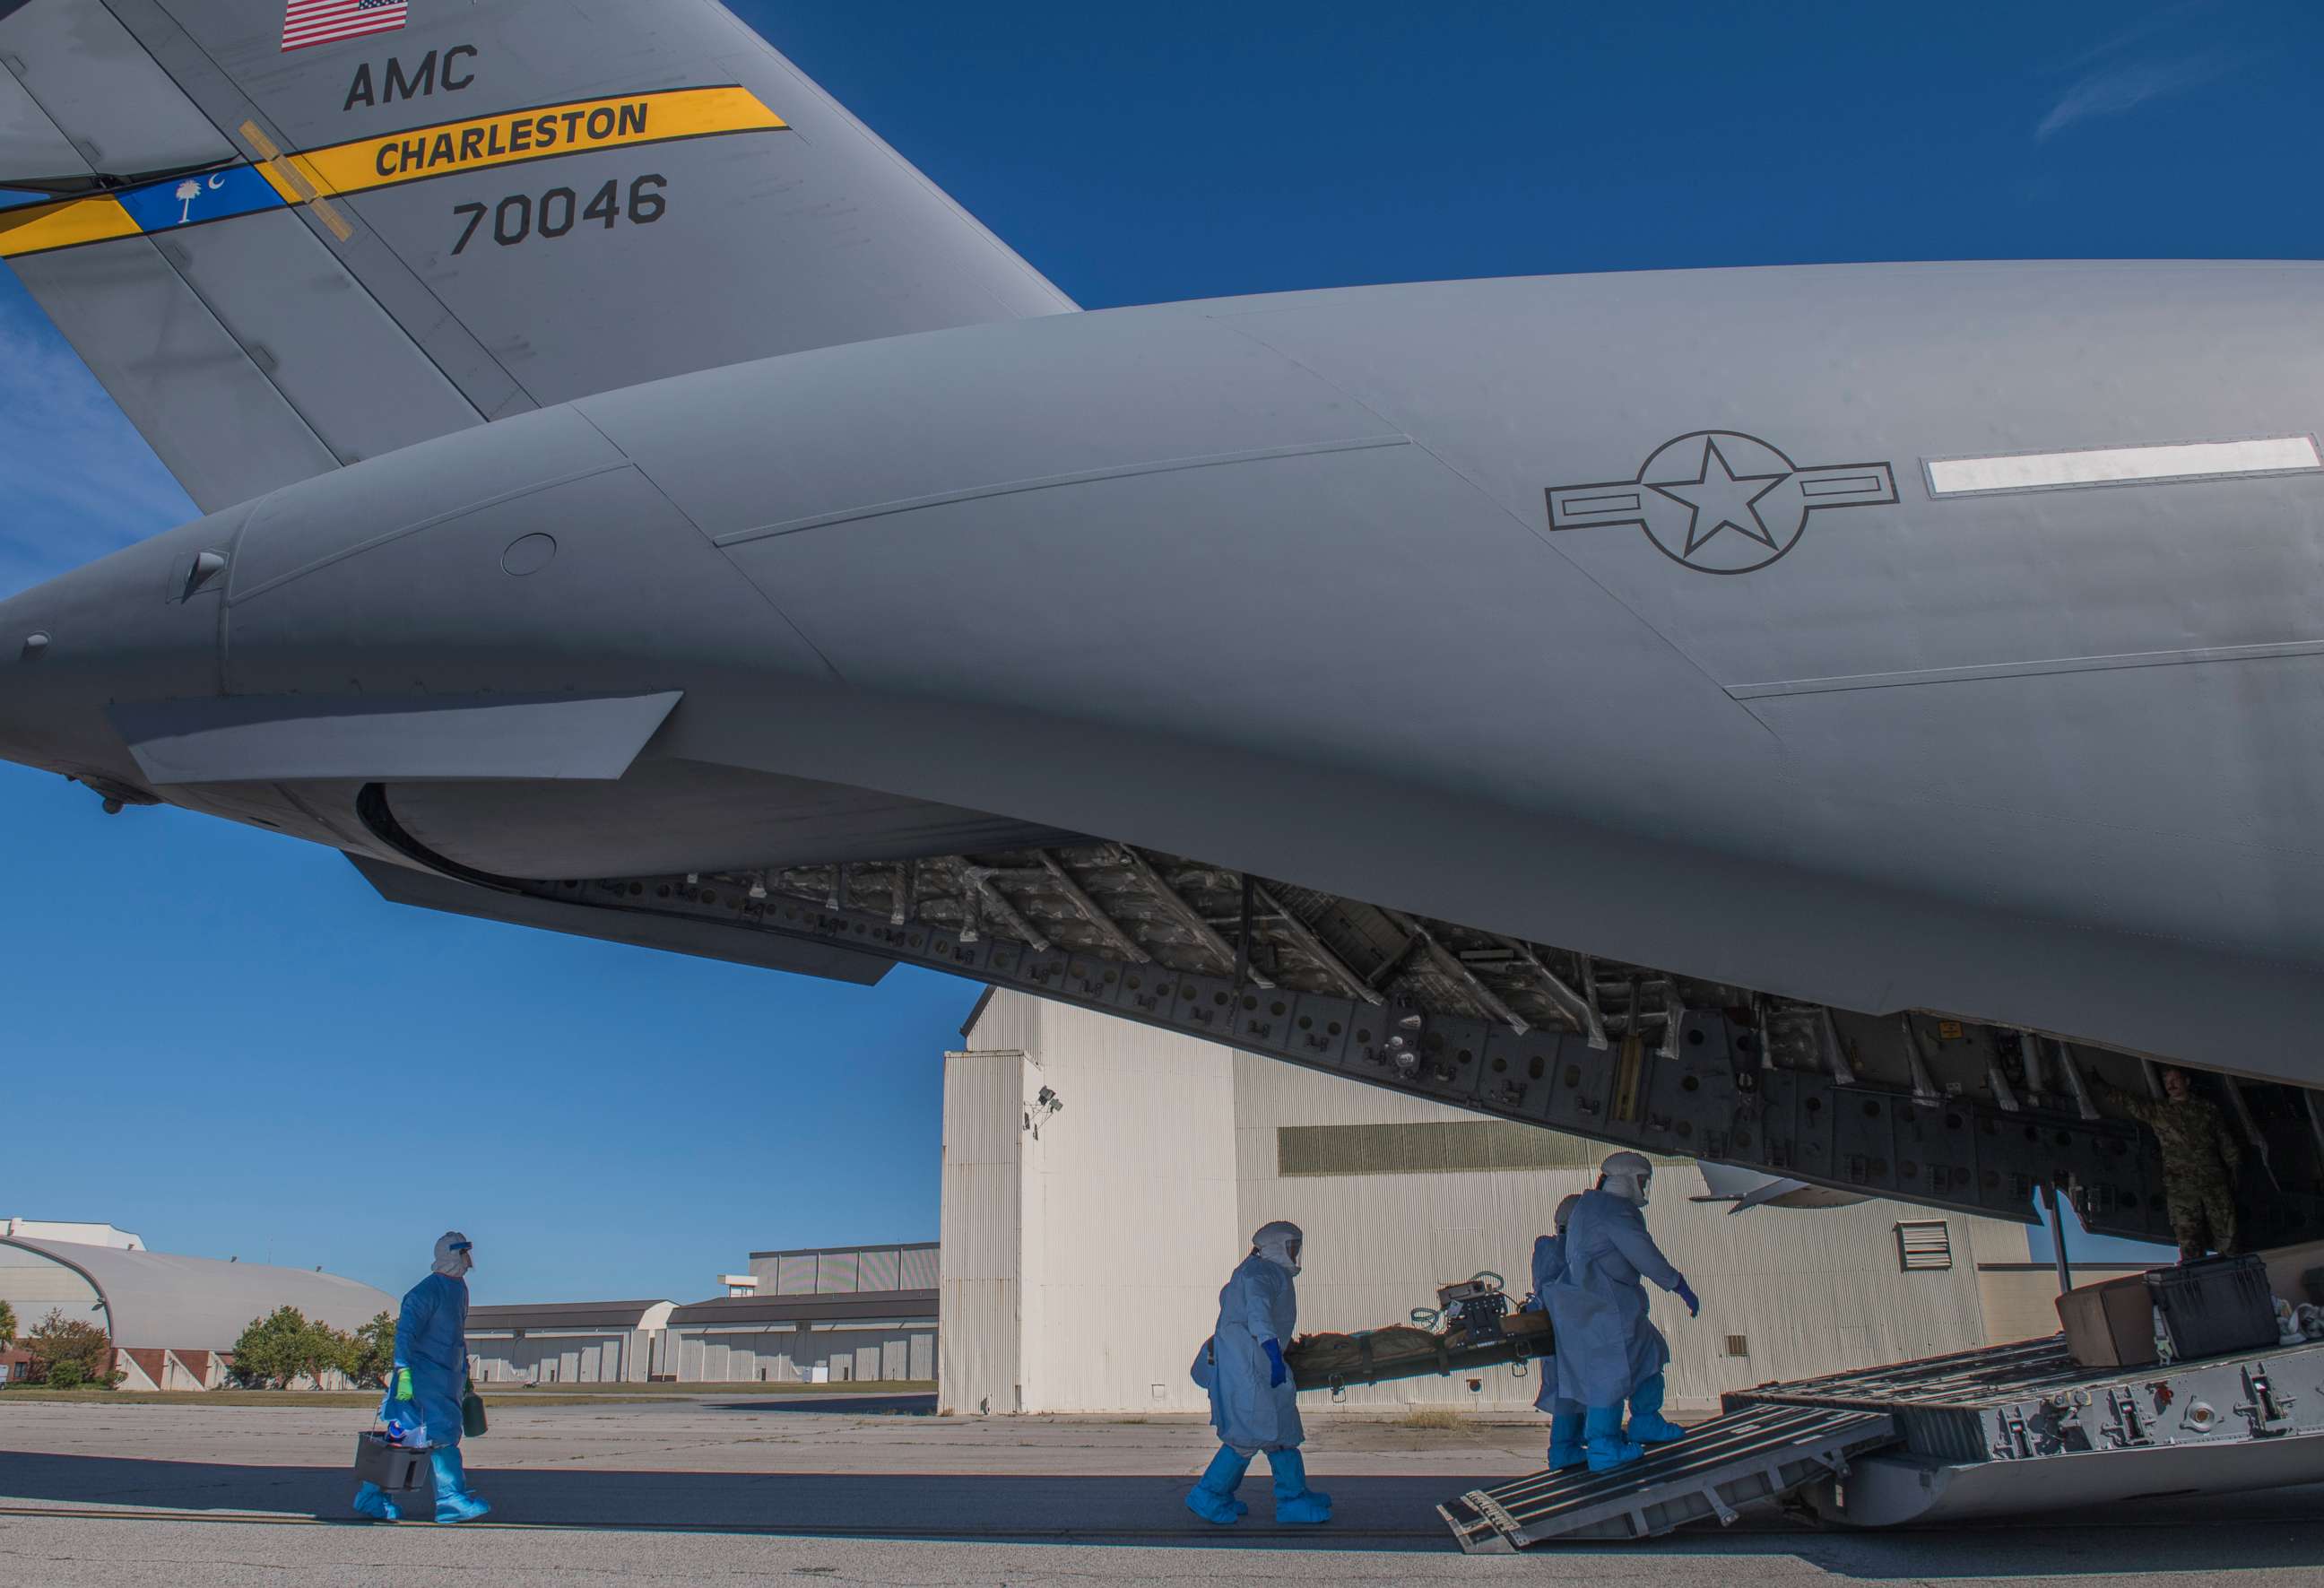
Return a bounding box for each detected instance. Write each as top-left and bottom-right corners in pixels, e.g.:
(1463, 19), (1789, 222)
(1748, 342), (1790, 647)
(1439, 1404), (1900, 1550)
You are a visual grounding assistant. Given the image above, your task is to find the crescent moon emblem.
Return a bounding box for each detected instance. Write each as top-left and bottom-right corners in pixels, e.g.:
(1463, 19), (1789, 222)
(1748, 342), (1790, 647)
(208, 173), (227, 190)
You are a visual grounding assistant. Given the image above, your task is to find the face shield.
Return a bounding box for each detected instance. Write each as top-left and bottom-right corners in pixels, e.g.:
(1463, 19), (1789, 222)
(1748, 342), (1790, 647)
(1252, 1220), (1305, 1276)
(1598, 1151), (1655, 1206)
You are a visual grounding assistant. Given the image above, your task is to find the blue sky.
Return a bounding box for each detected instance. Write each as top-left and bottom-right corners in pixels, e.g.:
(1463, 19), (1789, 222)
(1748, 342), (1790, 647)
(4, 0), (2285, 1296)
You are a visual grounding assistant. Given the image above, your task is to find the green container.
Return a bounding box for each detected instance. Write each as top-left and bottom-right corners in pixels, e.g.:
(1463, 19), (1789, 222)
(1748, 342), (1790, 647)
(461, 1386), (488, 1438)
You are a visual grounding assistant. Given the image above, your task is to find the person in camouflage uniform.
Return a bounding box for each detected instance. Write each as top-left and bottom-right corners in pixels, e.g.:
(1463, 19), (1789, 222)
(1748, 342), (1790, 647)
(2099, 1067), (2243, 1263)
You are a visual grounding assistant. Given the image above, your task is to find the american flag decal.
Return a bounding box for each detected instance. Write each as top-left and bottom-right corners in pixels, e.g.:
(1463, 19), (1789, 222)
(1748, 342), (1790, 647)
(282, 0), (408, 52)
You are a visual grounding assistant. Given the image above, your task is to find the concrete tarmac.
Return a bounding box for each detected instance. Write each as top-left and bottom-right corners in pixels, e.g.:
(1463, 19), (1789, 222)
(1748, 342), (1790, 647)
(2, 1393), (2319, 1585)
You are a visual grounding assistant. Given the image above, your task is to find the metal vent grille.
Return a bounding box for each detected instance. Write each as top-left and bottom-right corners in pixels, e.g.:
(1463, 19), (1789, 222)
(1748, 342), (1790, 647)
(1895, 1219), (1954, 1271)
(1724, 1334), (1749, 1358)
(1278, 1122), (1592, 1176)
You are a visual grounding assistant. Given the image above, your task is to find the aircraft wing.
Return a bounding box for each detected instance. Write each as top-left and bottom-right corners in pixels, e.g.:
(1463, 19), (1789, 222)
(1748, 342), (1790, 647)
(0, 0), (1072, 511)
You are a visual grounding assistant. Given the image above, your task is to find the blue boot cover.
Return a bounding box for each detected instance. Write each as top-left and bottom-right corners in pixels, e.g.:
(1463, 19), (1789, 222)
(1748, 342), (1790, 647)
(1184, 1445), (1251, 1525)
(1547, 1402), (1587, 1470)
(351, 1482), (400, 1522)
(1267, 1447), (1332, 1523)
(1626, 1371), (1687, 1444)
(429, 1446), (491, 1524)
(1584, 1404), (1643, 1472)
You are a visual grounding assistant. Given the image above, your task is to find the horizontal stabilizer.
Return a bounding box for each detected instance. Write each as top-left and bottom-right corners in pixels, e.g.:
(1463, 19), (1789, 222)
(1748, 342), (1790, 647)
(351, 854), (895, 986)
(109, 690), (681, 784)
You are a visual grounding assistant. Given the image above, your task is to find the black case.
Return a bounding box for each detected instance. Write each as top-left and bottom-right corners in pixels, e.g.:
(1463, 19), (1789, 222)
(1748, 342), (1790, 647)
(352, 1431), (428, 1490)
(2146, 1254), (2277, 1360)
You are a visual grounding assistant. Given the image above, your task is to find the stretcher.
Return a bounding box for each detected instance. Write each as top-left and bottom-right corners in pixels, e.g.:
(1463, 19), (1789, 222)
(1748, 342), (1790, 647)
(1287, 1276), (1555, 1394)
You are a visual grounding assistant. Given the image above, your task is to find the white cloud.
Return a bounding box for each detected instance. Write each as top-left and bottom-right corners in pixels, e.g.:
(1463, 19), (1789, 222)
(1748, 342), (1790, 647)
(2035, 48), (2241, 142)
(2063, 0), (2223, 71)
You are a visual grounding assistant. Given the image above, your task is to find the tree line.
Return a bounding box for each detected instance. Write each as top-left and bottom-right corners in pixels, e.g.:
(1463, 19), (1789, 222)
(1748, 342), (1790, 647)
(226, 1306), (398, 1390)
(1, 1300), (121, 1390)
(2, 1297), (397, 1391)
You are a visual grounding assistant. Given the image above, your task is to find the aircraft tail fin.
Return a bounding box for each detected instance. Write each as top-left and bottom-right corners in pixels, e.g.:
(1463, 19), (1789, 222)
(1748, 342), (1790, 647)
(0, 0), (1073, 512)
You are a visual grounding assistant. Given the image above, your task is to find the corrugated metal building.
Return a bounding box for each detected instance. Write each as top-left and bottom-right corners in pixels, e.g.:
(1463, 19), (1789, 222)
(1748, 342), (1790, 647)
(467, 1300), (676, 1384)
(0, 1236), (392, 1391)
(463, 1243), (941, 1387)
(941, 991), (2072, 1416)
(665, 1289), (938, 1384)
(747, 1241), (941, 1297)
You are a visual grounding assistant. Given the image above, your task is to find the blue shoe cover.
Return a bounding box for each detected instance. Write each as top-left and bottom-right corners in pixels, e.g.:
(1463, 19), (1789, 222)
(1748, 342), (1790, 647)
(1184, 1445), (1251, 1525)
(1267, 1448), (1332, 1523)
(1275, 1491), (1332, 1523)
(1586, 1438), (1644, 1472)
(429, 1447), (492, 1524)
(1584, 1404), (1643, 1472)
(1626, 1373), (1687, 1444)
(436, 1491), (491, 1524)
(1548, 1405), (1586, 1469)
(1184, 1486), (1247, 1524)
(351, 1483), (400, 1522)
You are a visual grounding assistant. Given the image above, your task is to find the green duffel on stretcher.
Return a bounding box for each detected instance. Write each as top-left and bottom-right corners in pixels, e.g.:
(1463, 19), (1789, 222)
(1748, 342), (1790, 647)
(1286, 1308), (1553, 1396)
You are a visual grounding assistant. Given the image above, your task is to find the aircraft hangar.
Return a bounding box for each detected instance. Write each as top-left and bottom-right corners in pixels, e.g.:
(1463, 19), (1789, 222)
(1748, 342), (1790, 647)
(935, 991), (2136, 1417)
(0, 1230), (390, 1391)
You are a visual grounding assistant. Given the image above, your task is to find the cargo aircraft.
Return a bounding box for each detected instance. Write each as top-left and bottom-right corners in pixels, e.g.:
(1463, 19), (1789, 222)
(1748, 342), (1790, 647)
(5, 0), (2321, 1252)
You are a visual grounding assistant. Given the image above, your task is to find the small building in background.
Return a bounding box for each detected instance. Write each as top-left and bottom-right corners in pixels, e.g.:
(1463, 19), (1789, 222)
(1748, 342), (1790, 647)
(746, 1240), (940, 1297)
(466, 1300), (677, 1384)
(640, 1238), (940, 1384)
(0, 1235), (392, 1390)
(464, 1243), (942, 1386)
(664, 1286), (938, 1384)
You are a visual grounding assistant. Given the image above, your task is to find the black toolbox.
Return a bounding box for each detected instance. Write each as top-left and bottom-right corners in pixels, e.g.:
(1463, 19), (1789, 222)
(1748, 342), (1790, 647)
(2147, 1253), (2278, 1360)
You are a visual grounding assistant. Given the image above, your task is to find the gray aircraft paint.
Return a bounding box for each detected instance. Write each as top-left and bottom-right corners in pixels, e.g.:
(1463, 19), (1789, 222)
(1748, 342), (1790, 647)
(5, 263), (2320, 1081)
(2, 6), (2320, 1118)
(0, 0), (1073, 508)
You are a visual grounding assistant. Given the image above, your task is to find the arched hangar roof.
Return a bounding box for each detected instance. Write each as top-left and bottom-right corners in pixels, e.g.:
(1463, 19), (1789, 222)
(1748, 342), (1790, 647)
(0, 1237), (393, 1349)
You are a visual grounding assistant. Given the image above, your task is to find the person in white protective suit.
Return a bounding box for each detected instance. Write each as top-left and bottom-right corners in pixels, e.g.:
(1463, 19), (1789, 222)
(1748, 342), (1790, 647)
(1547, 1152), (1701, 1471)
(1184, 1220), (1332, 1525)
(1522, 1193), (1586, 1469)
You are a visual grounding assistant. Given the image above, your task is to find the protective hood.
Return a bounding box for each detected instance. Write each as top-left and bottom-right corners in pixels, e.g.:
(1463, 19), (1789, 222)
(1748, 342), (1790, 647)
(1253, 1219), (1304, 1276)
(1554, 1193), (1583, 1233)
(432, 1231), (474, 1279)
(1599, 1150), (1654, 1206)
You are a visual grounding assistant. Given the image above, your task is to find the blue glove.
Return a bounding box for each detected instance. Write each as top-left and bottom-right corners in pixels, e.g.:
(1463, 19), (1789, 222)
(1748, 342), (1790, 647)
(1674, 1278), (1701, 1318)
(1262, 1339), (1288, 1388)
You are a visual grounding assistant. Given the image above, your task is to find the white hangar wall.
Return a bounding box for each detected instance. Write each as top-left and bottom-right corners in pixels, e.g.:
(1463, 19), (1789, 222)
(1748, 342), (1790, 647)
(941, 991), (2042, 1415)
(940, 990), (1239, 1417)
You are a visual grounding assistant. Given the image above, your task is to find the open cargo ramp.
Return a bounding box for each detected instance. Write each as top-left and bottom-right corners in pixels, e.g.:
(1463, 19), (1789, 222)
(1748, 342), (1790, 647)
(1439, 1403), (1898, 1550)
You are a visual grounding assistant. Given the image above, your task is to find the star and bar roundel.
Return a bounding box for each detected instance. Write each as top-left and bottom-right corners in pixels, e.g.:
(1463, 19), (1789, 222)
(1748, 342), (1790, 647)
(1546, 431), (1897, 574)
